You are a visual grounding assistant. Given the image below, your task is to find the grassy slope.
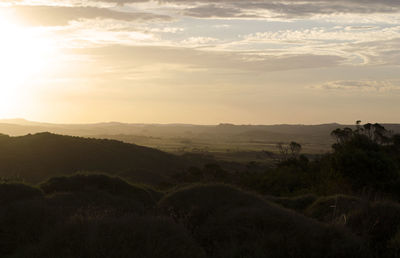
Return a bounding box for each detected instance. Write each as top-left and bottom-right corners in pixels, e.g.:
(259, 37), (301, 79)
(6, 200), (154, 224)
(0, 133), (185, 185)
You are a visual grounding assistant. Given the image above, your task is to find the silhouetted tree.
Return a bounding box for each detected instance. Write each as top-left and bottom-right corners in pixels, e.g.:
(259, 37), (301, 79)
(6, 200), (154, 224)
(277, 142), (290, 161)
(331, 127), (353, 145)
(330, 122), (399, 191)
(289, 141), (302, 158)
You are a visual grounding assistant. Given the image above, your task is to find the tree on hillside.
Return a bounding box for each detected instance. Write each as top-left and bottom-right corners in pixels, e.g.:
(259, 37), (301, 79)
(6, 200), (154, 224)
(289, 141), (302, 158)
(276, 141), (302, 161)
(329, 121), (399, 191)
(276, 142), (289, 161)
(331, 127), (353, 145)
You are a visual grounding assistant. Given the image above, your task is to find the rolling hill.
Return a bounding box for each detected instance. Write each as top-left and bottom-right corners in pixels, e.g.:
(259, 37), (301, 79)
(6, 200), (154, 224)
(1, 119), (400, 154)
(0, 132), (186, 185)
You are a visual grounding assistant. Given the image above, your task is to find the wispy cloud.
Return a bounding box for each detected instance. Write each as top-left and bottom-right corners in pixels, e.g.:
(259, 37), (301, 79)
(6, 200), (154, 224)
(313, 80), (400, 92)
(157, 0), (400, 19)
(5, 0), (400, 19)
(243, 26), (400, 44)
(2, 0), (399, 123)
(5, 5), (170, 26)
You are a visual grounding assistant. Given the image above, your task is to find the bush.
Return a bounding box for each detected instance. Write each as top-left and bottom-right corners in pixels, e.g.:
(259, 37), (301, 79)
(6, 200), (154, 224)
(306, 195), (363, 223)
(0, 183), (43, 204)
(41, 174), (163, 217)
(388, 229), (400, 258)
(266, 194), (318, 212)
(14, 216), (206, 258)
(158, 184), (367, 258)
(41, 174), (159, 199)
(0, 199), (53, 256)
(347, 201), (400, 257)
(0, 183), (48, 256)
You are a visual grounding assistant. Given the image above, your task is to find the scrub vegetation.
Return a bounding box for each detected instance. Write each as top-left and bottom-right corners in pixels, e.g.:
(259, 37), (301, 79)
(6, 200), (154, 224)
(1, 122), (400, 257)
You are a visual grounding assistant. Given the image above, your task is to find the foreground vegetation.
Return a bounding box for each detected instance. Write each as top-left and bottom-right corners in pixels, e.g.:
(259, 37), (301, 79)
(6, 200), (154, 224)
(0, 175), (367, 258)
(1, 122), (400, 257)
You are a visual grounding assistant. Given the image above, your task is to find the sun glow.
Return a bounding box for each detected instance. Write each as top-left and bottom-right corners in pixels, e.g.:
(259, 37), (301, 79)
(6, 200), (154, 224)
(0, 13), (57, 118)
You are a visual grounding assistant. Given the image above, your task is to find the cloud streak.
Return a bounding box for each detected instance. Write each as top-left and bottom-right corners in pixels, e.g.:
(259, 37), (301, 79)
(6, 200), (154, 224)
(313, 80), (400, 92)
(5, 5), (170, 26)
(72, 45), (345, 74)
(5, 0), (400, 19)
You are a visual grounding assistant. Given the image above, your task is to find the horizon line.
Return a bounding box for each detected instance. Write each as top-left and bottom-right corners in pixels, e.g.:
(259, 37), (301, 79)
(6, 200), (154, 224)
(1, 118), (398, 127)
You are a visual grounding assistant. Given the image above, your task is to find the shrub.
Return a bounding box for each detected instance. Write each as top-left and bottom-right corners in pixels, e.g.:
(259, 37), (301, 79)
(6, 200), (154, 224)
(158, 184), (367, 258)
(0, 199), (53, 256)
(41, 174), (159, 199)
(306, 195), (363, 223)
(0, 183), (43, 204)
(14, 216), (206, 258)
(388, 229), (400, 258)
(266, 194), (318, 212)
(41, 174), (163, 216)
(347, 201), (400, 257)
(0, 183), (48, 256)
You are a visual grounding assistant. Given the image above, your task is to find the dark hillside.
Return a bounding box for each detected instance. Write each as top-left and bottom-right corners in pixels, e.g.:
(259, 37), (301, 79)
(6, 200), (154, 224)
(158, 184), (366, 258)
(0, 133), (185, 184)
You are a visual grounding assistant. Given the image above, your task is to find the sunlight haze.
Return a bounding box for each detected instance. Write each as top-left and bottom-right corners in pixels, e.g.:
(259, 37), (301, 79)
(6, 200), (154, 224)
(0, 0), (399, 124)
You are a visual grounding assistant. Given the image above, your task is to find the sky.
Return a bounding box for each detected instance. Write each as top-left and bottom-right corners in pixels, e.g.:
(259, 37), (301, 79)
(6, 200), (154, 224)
(0, 0), (399, 124)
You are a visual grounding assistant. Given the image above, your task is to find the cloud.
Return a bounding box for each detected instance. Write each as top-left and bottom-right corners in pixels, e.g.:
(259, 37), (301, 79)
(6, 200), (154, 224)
(130, 0), (400, 19)
(244, 27), (400, 43)
(148, 27), (184, 33)
(345, 38), (400, 66)
(5, 5), (170, 26)
(182, 4), (257, 18)
(181, 37), (219, 46)
(3, 1), (399, 70)
(71, 45), (345, 74)
(314, 80), (400, 92)
(234, 0), (400, 17)
(10, 0), (399, 19)
(238, 27), (400, 66)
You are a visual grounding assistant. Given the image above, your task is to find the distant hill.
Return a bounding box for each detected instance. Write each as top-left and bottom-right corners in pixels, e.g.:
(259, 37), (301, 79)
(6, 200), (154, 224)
(1, 119), (399, 154)
(0, 132), (186, 185)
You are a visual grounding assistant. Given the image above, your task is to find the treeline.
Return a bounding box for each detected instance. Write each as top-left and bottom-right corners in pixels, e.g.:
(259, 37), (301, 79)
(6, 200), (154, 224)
(175, 122), (400, 200)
